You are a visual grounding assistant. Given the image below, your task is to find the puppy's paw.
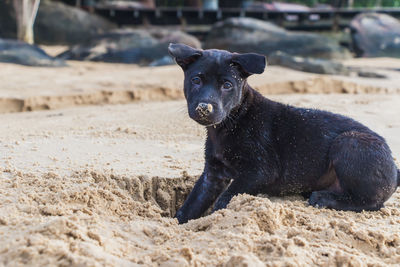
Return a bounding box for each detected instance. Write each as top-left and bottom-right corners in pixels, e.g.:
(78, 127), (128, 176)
(175, 210), (188, 224)
(308, 191), (333, 209)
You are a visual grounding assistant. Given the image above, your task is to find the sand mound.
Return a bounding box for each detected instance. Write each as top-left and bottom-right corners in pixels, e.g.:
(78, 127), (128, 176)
(1, 167), (399, 266)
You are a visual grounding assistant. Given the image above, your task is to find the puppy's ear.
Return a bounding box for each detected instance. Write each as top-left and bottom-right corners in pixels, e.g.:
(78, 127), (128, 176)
(168, 43), (202, 70)
(231, 53), (266, 77)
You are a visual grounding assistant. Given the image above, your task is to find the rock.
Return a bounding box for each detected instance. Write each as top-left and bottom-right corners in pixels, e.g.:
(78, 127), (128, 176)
(0, 0), (116, 45)
(58, 30), (160, 63)
(356, 70), (387, 79)
(149, 28), (201, 49)
(0, 1), (16, 39)
(268, 51), (387, 78)
(58, 28), (201, 65)
(0, 38), (66, 67)
(204, 17), (350, 59)
(350, 13), (400, 58)
(35, 0), (117, 45)
(268, 51), (349, 75)
(149, 55), (175, 67)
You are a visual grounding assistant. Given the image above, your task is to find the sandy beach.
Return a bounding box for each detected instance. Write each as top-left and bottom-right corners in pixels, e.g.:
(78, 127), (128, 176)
(0, 58), (399, 266)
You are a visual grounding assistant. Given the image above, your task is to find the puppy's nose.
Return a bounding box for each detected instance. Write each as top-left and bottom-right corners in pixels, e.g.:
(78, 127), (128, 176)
(196, 102), (213, 116)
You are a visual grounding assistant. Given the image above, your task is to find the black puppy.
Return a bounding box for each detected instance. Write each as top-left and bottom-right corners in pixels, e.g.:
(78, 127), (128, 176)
(168, 43), (400, 224)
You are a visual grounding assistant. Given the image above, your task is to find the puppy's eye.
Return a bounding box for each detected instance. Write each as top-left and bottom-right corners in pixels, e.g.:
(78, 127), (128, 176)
(222, 81), (233, 90)
(191, 76), (201, 85)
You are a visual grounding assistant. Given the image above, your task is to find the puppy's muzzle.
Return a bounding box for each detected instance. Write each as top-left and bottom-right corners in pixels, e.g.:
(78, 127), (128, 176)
(196, 103), (213, 117)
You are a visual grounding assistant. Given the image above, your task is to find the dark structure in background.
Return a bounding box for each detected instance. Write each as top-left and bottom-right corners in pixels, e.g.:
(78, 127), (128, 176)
(65, 0), (400, 8)
(60, 0), (400, 31)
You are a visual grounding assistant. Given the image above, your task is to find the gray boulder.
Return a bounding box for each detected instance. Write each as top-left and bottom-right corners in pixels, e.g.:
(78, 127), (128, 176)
(204, 17), (350, 59)
(35, 0), (117, 45)
(0, 0), (116, 45)
(0, 38), (66, 67)
(58, 28), (201, 65)
(268, 51), (386, 78)
(350, 13), (400, 58)
(268, 51), (349, 75)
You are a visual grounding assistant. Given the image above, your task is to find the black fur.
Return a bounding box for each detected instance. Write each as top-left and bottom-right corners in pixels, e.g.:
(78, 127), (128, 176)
(169, 43), (399, 224)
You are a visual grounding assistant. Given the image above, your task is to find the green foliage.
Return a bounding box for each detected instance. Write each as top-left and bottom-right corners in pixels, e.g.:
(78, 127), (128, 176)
(352, 0), (400, 7)
(155, 0), (400, 7)
(274, 0), (330, 6)
(276, 0), (400, 7)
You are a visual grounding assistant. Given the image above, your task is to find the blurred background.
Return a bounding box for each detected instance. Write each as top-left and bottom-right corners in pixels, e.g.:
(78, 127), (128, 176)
(1, 0), (400, 68)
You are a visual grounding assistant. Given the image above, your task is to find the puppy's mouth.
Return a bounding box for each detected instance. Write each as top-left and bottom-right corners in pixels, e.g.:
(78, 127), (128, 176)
(189, 111), (224, 127)
(187, 102), (227, 127)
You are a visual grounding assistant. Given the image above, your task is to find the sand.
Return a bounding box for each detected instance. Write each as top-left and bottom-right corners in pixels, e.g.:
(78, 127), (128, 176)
(1, 58), (400, 114)
(0, 58), (400, 266)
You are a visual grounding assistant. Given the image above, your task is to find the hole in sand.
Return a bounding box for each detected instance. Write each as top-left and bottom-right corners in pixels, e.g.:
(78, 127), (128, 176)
(86, 170), (197, 218)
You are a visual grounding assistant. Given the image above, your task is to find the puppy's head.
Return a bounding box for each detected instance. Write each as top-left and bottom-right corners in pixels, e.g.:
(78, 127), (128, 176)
(168, 43), (266, 126)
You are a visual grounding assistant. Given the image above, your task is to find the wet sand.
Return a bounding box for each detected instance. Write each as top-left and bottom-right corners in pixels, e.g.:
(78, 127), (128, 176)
(1, 59), (400, 113)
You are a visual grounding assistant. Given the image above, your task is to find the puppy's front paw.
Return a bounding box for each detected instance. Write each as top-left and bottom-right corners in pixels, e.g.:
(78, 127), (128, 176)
(175, 210), (188, 224)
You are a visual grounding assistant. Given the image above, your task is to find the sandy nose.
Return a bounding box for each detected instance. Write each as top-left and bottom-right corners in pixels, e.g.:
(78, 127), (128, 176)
(196, 102), (213, 116)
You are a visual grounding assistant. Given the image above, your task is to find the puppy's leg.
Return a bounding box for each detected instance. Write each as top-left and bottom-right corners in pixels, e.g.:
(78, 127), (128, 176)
(309, 131), (398, 211)
(175, 172), (229, 224)
(309, 190), (384, 211)
(213, 177), (263, 211)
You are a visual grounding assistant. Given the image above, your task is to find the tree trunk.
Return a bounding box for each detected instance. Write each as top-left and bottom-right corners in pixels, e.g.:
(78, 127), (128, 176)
(348, 0), (354, 8)
(13, 0), (40, 44)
